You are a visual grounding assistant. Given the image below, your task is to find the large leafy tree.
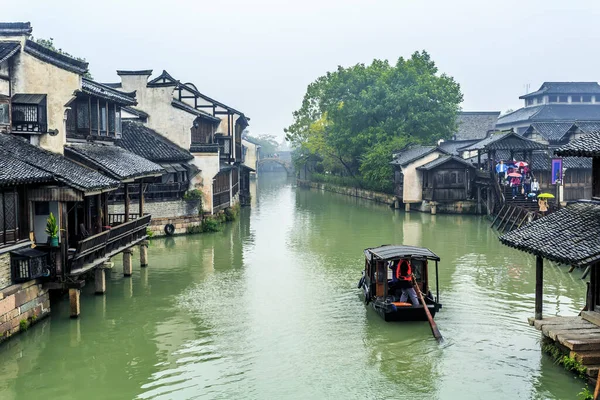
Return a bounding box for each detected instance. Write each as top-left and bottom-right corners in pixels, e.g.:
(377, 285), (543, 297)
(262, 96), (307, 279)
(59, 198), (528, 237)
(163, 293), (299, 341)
(286, 51), (463, 189)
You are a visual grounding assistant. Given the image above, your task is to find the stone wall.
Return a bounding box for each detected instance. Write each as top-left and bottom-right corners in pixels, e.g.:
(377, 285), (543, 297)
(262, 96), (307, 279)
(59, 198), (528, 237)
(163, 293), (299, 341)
(0, 253), (11, 290)
(0, 279), (50, 342)
(298, 180), (395, 205)
(148, 215), (203, 237)
(412, 200), (479, 214)
(109, 199), (200, 219)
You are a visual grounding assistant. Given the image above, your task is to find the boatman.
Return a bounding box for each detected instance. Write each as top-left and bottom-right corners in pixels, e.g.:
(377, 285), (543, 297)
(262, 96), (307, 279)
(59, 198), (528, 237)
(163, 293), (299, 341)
(396, 259), (419, 306)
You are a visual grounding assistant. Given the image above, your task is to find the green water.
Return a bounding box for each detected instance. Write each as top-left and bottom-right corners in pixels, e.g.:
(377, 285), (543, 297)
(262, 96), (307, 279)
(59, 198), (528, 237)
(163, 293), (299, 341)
(0, 173), (589, 399)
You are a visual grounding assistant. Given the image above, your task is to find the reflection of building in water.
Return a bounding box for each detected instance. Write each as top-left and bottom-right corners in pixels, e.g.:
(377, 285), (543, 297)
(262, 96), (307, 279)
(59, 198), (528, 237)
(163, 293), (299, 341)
(250, 178), (258, 208)
(402, 212), (422, 247)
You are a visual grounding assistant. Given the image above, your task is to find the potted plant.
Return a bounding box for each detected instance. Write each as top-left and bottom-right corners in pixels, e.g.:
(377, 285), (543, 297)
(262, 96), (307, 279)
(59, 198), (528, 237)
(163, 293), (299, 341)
(45, 212), (59, 247)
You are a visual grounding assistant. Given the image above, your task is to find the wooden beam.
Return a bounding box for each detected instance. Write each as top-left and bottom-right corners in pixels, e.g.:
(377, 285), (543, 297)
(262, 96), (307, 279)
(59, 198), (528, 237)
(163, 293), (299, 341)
(95, 194), (102, 234)
(535, 256), (543, 320)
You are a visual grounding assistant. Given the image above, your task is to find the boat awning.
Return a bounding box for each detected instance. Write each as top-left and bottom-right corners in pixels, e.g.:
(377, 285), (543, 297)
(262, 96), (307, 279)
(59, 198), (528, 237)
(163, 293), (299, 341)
(365, 245), (440, 262)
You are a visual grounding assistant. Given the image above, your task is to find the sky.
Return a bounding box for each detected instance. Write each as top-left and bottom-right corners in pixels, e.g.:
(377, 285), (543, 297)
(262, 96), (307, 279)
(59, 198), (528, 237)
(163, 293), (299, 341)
(5, 0), (600, 139)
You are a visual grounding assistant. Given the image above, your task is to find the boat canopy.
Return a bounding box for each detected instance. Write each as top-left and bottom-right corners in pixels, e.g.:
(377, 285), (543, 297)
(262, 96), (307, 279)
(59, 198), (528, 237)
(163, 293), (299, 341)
(364, 245), (440, 262)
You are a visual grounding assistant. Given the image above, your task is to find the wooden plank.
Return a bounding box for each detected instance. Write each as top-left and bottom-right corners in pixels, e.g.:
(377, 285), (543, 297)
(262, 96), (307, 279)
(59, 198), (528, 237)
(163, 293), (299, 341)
(572, 351), (600, 366)
(534, 316), (583, 330)
(547, 328), (600, 341)
(542, 321), (598, 336)
(564, 339), (600, 352)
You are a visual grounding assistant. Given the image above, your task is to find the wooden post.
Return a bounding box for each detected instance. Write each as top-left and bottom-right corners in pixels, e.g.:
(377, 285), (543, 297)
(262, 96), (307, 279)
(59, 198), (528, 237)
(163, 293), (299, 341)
(140, 240), (148, 267)
(123, 249), (133, 277)
(102, 192), (108, 227)
(139, 181), (145, 217)
(69, 288), (80, 318)
(124, 183), (130, 222)
(477, 185), (482, 215)
(535, 256), (543, 320)
(95, 193), (102, 234)
(95, 268), (106, 294)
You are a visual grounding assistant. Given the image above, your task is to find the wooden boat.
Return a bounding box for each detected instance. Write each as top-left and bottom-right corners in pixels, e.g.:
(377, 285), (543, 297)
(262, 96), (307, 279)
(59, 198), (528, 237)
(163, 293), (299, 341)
(358, 245), (442, 322)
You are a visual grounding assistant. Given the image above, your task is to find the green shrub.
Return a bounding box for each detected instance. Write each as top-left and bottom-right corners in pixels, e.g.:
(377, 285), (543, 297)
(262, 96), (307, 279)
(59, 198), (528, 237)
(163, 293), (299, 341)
(186, 225), (203, 234)
(201, 218), (220, 232)
(224, 204), (240, 222)
(578, 387), (593, 400)
(183, 189), (202, 200)
(19, 319), (28, 331)
(146, 227), (154, 238)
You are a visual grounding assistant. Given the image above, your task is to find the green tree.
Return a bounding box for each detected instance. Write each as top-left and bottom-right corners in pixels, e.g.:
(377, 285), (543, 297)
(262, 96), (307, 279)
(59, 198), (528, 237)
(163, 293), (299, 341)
(286, 51), (462, 191)
(31, 37), (92, 79)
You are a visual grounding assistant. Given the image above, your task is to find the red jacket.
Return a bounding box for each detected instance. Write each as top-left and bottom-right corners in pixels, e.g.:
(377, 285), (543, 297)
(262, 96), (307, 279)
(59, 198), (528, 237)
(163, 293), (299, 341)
(395, 260), (412, 281)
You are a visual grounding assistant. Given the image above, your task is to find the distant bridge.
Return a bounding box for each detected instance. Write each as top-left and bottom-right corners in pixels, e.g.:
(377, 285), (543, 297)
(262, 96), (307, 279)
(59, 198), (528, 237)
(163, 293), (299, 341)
(257, 158), (294, 175)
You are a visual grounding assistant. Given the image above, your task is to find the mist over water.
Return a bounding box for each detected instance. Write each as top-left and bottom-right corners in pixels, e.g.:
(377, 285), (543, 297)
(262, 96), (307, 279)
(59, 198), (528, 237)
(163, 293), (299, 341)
(0, 173), (588, 399)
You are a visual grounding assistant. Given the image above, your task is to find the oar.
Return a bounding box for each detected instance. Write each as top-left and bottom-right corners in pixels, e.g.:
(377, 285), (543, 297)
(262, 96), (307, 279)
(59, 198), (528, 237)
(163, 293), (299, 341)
(412, 275), (443, 343)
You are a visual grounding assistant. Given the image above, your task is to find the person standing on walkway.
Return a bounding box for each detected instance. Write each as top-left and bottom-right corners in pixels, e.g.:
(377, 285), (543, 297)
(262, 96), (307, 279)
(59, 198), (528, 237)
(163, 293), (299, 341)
(538, 197), (548, 215)
(510, 176), (520, 199)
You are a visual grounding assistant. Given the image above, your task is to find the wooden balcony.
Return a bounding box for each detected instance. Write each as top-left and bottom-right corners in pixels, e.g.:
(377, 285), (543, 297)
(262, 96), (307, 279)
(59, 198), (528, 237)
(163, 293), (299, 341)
(67, 214), (151, 276)
(109, 182), (188, 203)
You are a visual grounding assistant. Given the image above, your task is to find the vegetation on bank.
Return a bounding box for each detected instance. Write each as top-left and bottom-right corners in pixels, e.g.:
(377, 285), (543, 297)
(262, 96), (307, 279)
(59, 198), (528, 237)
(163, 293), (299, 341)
(542, 340), (592, 399)
(186, 204), (240, 235)
(285, 51), (463, 192)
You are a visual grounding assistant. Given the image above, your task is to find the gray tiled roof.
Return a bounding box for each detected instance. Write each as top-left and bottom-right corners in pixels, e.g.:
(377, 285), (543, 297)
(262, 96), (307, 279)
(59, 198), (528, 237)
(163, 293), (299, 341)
(500, 201), (600, 267)
(391, 146), (446, 167)
(455, 112), (500, 140)
(527, 122), (575, 142)
(65, 143), (164, 181)
(575, 122), (600, 134)
(0, 134), (119, 192)
(0, 153), (53, 187)
(520, 82), (600, 99)
(461, 131), (547, 152)
(497, 105), (600, 127)
(121, 106), (149, 121)
(555, 131), (600, 157)
(23, 40), (88, 75)
(417, 155), (475, 171)
(0, 22), (32, 35)
(0, 42), (19, 63)
(82, 78), (136, 106)
(118, 121), (193, 163)
(438, 139), (479, 155)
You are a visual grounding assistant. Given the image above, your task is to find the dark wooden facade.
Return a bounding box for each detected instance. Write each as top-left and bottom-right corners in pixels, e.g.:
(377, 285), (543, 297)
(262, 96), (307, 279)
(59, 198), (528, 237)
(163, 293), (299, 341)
(420, 158), (475, 202)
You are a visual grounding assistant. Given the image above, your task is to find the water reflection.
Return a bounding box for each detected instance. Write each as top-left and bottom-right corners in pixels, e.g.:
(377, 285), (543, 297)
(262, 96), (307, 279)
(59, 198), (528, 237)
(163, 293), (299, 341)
(0, 173), (590, 400)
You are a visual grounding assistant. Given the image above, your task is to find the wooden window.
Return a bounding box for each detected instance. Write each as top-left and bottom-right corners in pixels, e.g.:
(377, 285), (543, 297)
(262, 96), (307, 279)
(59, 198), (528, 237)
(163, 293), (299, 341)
(572, 96), (582, 103)
(77, 98), (90, 131)
(0, 101), (9, 125)
(99, 102), (107, 136)
(108, 104), (116, 136)
(526, 98), (534, 106)
(450, 172), (457, 184)
(548, 95), (558, 103)
(559, 95), (568, 103)
(115, 107), (122, 139)
(458, 172), (465, 184)
(0, 189), (19, 246)
(91, 98), (98, 132)
(582, 95), (592, 103)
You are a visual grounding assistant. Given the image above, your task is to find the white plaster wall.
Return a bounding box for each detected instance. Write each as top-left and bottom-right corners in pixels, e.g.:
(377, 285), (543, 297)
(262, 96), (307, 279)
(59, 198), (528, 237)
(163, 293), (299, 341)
(120, 75), (194, 150)
(401, 151), (444, 203)
(11, 51), (81, 154)
(242, 139), (258, 175)
(190, 152), (220, 213)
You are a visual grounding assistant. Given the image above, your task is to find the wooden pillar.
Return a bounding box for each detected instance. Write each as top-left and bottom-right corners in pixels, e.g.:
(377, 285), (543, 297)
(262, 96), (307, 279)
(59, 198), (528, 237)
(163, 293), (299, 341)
(477, 150), (481, 169)
(95, 194), (102, 234)
(69, 288), (80, 318)
(102, 192), (108, 227)
(139, 181), (145, 217)
(140, 240), (148, 267)
(123, 249), (133, 277)
(124, 183), (130, 222)
(535, 256), (543, 320)
(95, 268), (106, 294)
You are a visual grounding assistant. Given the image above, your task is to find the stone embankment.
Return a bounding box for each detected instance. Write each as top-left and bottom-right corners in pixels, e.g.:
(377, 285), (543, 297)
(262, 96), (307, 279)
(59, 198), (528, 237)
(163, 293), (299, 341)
(297, 180), (395, 205)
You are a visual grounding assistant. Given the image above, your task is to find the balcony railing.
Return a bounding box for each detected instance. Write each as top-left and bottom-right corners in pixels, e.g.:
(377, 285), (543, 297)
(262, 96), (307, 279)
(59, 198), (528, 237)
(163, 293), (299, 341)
(67, 214), (151, 276)
(213, 191), (230, 213)
(109, 182), (188, 203)
(107, 213), (142, 226)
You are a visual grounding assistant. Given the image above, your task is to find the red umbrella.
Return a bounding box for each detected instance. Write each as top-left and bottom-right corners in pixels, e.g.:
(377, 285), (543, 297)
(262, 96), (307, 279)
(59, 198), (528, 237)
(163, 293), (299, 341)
(507, 172), (522, 177)
(514, 161), (528, 168)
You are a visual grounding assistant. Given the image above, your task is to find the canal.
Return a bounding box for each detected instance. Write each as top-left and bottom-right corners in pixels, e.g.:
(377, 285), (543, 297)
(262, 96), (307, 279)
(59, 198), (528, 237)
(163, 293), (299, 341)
(0, 173), (589, 399)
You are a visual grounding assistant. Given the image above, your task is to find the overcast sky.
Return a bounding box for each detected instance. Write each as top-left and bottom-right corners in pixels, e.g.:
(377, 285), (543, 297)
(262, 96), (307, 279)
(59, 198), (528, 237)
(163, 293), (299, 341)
(5, 0), (600, 139)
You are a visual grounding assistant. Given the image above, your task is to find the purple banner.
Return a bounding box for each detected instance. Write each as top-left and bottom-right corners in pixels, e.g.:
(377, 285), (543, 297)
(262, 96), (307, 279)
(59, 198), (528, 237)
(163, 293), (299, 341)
(551, 158), (563, 185)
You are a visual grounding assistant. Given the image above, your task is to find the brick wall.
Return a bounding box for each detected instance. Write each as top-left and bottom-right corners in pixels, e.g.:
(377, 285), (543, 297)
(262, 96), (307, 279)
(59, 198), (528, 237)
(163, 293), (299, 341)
(109, 199), (200, 219)
(0, 279), (50, 342)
